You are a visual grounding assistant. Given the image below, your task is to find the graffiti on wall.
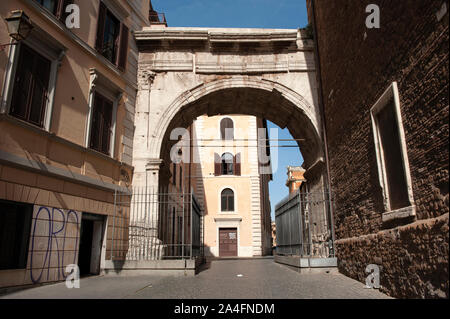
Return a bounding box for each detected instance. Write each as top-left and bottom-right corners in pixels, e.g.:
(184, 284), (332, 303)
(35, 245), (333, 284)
(30, 206), (80, 284)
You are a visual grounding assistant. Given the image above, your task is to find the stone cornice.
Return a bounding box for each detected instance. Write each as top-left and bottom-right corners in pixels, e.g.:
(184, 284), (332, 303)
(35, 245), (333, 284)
(139, 57), (316, 74)
(209, 30), (298, 43)
(135, 27), (313, 49)
(0, 148), (131, 194)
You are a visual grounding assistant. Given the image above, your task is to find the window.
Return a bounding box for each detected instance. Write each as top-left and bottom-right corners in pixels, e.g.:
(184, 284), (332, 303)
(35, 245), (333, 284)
(9, 44), (51, 127)
(89, 92), (113, 155)
(95, 1), (129, 70)
(102, 11), (120, 64)
(221, 153), (234, 175)
(0, 200), (33, 270)
(371, 82), (415, 220)
(214, 153), (241, 176)
(221, 188), (235, 212)
(35, 0), (58, 14)
(220, 118), (234, 140)
(34, 0), (73, 22)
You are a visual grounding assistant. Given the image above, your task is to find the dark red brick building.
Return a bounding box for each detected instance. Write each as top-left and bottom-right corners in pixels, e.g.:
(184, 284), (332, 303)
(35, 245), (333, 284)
(307, 0), (449, 298)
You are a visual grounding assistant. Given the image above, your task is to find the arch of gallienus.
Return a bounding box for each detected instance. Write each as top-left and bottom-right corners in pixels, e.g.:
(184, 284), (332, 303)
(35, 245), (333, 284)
(132, 27), (327, 193)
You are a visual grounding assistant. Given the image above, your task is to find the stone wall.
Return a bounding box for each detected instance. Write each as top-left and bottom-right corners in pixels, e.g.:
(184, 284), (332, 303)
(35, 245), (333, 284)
(308, 0), (449, 298)
(336, 213), (448, 298)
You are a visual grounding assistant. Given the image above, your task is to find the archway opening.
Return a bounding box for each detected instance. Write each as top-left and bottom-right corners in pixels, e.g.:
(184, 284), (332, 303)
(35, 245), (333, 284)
(151, 85), (331, 259)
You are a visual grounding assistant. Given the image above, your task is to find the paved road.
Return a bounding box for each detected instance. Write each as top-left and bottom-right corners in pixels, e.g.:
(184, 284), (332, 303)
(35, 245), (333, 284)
(1, 258), (391, 299)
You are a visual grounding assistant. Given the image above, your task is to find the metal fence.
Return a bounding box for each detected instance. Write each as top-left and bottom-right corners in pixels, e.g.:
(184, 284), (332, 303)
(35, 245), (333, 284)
(275, 189), (335, 258)
(109, 188), (203, 261)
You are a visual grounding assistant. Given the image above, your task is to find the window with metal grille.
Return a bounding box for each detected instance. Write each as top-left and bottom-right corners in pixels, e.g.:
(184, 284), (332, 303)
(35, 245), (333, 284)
(0, 200), (33, 270)
(221, 188), (235, 212)
(89, 92), (113, 155)
(9, 44), (51, 127)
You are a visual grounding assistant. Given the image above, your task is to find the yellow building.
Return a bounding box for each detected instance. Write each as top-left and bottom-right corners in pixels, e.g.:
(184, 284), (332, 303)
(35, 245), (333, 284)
(189, 115), (273, 257)
(0, 0), (150, 288)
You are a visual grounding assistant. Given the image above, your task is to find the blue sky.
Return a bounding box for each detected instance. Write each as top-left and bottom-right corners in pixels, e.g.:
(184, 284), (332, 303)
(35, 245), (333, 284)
(151, 0), (309, 219)
(267, 122), (303, 220)
(151, 0), (308, 29)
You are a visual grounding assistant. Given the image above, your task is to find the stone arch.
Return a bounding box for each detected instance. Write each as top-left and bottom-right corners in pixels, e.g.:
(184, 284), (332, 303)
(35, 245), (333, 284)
(150, 76), (323, 171)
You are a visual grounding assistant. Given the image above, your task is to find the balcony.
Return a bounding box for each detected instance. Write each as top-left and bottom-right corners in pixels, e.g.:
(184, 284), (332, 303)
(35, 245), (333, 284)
(149, 11), (167, 26)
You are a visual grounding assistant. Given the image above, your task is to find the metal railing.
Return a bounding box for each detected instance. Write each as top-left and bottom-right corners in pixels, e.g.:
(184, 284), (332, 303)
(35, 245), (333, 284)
(275, 189), (335, 258)
(109, 187), (203, 261)
(149, 11), (167, 25)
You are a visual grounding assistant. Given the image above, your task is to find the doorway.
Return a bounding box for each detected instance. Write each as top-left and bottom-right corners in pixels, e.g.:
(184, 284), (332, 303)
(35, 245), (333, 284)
(219, 228), (238, 257)
(78, 213), (105, 276)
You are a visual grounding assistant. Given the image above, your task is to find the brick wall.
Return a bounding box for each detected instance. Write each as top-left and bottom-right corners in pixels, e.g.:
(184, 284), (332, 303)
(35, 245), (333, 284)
(309, 0), (449, 298)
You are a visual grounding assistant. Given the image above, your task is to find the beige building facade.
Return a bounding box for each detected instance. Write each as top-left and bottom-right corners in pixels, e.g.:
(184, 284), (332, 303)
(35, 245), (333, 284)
(0, 0), (150, 288)
(191, 115), (272, 257)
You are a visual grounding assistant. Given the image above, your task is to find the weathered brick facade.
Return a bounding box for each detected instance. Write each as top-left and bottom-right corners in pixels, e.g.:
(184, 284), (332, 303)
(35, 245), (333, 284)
(308, 0), (449, 298)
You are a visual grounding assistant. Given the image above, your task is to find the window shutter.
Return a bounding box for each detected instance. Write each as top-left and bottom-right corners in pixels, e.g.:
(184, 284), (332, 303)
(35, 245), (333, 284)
(214, 153), (221, 176)
(102, 99), (113, 155)
(95, 2), (107, 53)
(10, 47), (31, 119)
(56, 0), (64, 21)
(117, 24), (129, 70)
(90, 94), (102, 149)
(235, 153), (241, 176)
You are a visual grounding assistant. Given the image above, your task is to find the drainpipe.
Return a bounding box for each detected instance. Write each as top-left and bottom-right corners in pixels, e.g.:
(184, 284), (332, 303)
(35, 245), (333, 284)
(189, 125), (192, 194)
(309, 0), (336, 255)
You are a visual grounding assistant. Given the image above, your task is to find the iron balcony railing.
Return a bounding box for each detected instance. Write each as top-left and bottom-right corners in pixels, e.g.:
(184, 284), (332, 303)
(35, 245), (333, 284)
(149, 11), (167, 25)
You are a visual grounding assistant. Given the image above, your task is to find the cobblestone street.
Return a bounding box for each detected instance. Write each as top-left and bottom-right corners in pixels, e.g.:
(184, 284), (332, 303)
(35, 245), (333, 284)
(1, 258), (391, 299)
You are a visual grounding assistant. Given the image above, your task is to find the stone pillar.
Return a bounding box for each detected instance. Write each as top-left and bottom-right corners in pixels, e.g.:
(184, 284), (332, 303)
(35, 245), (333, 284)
(126, 159), (164, 260)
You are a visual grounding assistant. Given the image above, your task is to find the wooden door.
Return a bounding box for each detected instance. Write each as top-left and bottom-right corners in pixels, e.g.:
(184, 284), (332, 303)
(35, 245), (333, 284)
(219, 228), (238, 257)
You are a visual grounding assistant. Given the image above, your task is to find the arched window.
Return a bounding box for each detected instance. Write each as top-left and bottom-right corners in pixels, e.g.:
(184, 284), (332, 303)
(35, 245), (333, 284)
(221, 188), (234, 212)
(214, 152), (241, 176)
(220, 118), (234, 140)
(221, 153), (234, 175)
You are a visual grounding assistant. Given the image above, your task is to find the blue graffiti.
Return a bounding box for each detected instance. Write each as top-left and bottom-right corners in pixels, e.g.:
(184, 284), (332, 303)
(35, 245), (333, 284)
(30, 207), (79, 284)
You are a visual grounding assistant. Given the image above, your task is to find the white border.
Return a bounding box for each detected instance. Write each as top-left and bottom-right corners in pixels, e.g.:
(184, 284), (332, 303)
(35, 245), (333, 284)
(0, 30), (66, 131)
(85, 69), (120, 158)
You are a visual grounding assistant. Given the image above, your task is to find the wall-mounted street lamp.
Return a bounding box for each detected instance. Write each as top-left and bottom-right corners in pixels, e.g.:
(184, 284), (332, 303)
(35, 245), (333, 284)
(1, 10), (33, 51)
